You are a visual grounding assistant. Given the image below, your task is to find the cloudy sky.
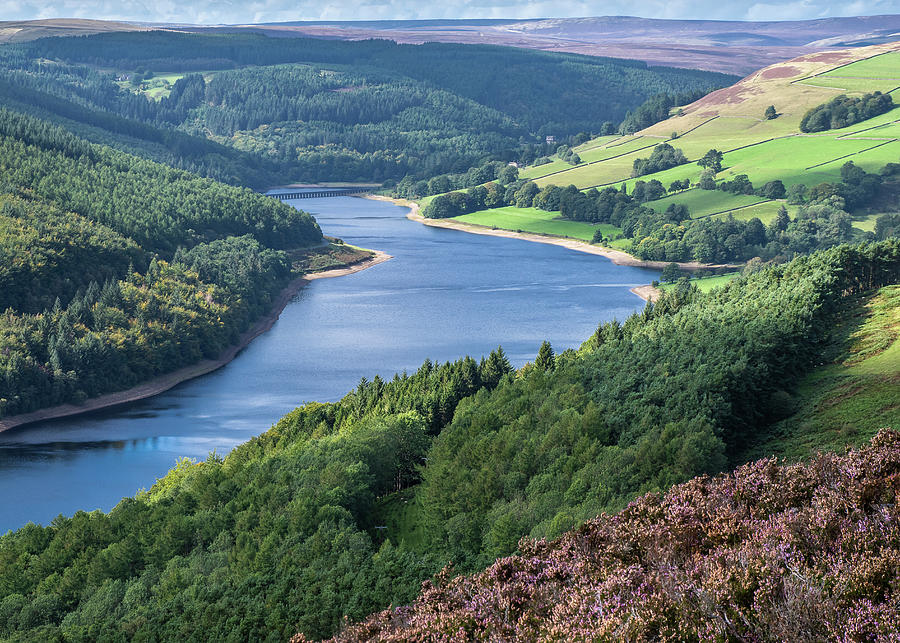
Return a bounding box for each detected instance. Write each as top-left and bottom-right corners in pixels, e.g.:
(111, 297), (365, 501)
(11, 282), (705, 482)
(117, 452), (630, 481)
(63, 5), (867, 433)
(4, 0), (899, 25)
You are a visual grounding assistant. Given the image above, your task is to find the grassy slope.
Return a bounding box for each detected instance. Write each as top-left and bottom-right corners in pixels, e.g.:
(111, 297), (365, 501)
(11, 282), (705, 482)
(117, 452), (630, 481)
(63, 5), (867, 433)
(454, 207), (620, 241)
(741, 284), (900, 463)
(645, 188), (768, 218)
(375, 488), (429, 552)
(659, 272), (739, 293)
(450, 44), (900, 237)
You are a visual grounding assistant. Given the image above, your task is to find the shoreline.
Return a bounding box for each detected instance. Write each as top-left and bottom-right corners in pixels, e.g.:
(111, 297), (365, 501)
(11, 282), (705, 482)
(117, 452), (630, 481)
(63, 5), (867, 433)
(630, 285), (663, 302)
(0, 251), (392, 434)
(365, 195), (740, 272)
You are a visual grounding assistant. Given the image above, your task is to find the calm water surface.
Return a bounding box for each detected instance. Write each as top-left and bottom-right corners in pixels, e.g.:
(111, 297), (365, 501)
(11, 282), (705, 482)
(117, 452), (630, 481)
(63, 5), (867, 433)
(0, 195), (658, 533)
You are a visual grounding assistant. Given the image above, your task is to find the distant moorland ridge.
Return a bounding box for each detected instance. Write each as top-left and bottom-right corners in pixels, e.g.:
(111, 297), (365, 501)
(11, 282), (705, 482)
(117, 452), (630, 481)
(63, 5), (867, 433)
(5, 15), (900, 73)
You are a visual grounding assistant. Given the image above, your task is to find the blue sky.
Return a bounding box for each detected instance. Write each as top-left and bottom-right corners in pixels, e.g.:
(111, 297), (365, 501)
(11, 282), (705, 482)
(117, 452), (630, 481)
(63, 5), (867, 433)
(4, 0), (899, 24)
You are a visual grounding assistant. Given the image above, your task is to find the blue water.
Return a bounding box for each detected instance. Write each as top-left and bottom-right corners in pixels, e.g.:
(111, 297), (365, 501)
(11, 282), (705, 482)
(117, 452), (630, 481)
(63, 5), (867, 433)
(0, 196), (658, 533)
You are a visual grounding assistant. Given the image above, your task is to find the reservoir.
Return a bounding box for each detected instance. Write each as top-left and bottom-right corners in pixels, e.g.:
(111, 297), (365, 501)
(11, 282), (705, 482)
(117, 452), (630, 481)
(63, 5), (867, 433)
(0, 195), (658, 533)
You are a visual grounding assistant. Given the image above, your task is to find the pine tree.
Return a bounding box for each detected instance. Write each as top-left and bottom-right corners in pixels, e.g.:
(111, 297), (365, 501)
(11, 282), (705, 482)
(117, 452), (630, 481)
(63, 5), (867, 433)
(535, 341), (555, 371)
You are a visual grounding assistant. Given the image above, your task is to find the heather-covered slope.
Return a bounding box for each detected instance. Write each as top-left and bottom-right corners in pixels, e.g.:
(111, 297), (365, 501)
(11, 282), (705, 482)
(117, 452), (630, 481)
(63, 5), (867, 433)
(317, 429), (900, 642)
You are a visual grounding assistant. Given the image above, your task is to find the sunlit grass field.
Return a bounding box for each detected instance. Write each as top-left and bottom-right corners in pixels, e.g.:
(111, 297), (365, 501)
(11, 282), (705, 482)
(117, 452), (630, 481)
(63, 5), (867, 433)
(645, 189), (768, 218)
(660, 272), (738, 293)
(818, 51), (900, 80)
(454, 207), (620, 242)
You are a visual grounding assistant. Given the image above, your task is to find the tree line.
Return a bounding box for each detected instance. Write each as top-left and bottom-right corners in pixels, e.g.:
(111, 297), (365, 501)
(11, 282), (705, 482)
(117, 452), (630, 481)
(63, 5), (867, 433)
(800, 91), (893, 133)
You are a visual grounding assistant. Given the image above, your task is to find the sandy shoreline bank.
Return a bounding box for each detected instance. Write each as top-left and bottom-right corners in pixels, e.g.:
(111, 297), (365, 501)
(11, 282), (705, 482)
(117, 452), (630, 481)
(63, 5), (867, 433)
(365, 195), (739, 272)
(0, 251), (392, 434)
(630, 285), (663, 302)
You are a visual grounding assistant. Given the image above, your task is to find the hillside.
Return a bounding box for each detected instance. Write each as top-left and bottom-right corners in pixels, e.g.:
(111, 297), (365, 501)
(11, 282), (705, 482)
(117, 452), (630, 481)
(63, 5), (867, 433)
(318, 429), (900, 642)
(242, 15), (900, 75)
(0, 31), (733, 185)
(0, 18), (147, 43)
(0, 108), (329, 422)
(8, 16), (900, 74)
(0, 241), (895, 640)
(421, 42), (900, 266)
(741, 283), (900, 463)
(529, 42), (900, 207)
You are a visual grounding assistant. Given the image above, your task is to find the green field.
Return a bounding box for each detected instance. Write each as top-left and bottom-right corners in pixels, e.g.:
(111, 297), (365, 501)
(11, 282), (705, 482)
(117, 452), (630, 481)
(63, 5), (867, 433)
(842, 119), (900, 139)
(574, 134), (623, 152)
(796, 52), (900, 97)
(527, 97), (900, 192)
(852, 213), (884, 233)
(454, 207), (620, 242)
(521, 136), (659, 181)
(518, 159), (573, 180)
(797, 77), (900, 93)
(374, 487), (428, 551)
(116, 71), (214, 101)
(819, 51), (900, 80)
(660, 272), (738, 293)
(646, 189), (768, 218)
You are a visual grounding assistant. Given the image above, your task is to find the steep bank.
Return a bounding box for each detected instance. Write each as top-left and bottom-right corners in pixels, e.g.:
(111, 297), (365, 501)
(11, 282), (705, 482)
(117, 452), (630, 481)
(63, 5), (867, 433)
(367, 195), (739, 272)
(0, 251), (392, 433)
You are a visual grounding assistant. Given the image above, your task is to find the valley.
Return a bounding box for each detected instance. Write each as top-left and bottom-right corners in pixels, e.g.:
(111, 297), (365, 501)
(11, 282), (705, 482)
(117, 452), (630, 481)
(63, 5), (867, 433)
(0, 15), (896, 643)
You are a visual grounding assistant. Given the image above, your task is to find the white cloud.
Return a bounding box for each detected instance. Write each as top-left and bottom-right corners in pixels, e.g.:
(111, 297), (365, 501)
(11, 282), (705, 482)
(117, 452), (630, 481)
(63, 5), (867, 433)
(3, 0), (899, 24)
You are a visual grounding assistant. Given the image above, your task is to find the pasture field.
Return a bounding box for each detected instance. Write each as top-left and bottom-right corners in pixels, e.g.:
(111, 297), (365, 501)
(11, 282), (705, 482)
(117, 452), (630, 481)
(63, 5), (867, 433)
(573, 134), (628, 153)
(579, 138), (662, 162)
(534, 110), (900, 192)
(710, 200), (796, 223)
(851, 213), (884, 233)
(523, 136), (660, 182)
(818, 51), (900, 80)
(797, 77), (900, 93)
(660, 272), (738, 293)
(115, 71), (215, 101)
(374, 487), (428, 552)
(454, 207), (620, 241)
(721, 136), (885, 179)
(645, 189), (767, 218)
(838, 119), (900, 139)
(518, 159), (573, 180)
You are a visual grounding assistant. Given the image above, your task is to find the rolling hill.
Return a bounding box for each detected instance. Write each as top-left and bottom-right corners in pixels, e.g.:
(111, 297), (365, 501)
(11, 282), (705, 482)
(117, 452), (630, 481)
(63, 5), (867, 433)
(8, 16), (900, 75)
(0, 30), (734, 185)
(440, 41), (900, 251)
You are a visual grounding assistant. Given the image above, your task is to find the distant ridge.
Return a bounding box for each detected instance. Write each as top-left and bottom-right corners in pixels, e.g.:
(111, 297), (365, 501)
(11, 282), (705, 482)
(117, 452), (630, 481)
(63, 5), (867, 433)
(4, 15), (900, 73)
(0, 18), (148, 43)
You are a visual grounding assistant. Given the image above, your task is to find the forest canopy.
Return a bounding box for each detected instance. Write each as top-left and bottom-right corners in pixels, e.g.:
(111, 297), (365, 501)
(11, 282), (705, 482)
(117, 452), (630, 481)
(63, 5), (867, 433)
(800, 91), (894, 133)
